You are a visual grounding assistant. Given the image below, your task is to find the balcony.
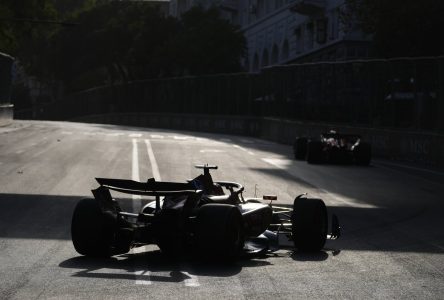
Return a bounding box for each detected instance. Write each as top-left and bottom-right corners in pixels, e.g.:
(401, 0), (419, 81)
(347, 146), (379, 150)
(289, 0), (326, 15)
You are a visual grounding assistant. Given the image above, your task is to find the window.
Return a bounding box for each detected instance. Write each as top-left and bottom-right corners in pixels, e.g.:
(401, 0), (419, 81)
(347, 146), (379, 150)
(271, 44), (279, 65)
(294, 26), (303, 53)
(281, 39), (289, 60)
(317, 18), (327, 44)
(252, 53), (260, 72)
(261, 49), (269, 67)
(330, 9), (339, 40)
(306, 22), (314, 50)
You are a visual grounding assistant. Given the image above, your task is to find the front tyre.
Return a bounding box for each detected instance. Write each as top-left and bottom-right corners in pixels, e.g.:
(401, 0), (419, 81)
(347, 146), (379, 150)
(71, 198), (118, 257)
(293, 137), (308, 160)
(306, 140), (324, 164)
(291, 197), (328, 252)
(354, 142), (372, 166)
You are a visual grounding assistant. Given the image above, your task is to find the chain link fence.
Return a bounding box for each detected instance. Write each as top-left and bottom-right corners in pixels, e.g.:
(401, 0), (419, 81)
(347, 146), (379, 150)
(259, 56), (444, 132)
(19, 56), (444, 133)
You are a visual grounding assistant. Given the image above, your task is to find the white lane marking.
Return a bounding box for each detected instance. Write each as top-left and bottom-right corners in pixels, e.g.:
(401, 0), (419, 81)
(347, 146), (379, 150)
(150, 134), (164, 139)
(61, 131), (73, 135)
(173, 136), (191, 140)
(132, 139), (142, 213)
(131, 146), (151, 286)
(143, 140), (201, 287)
(200, 149), (225, 153)
(135, 270), (152, 285)
(261, 157), (379, 209)
(106, 132), (124, 137)
(129, 133), (143, 138)
(233, 144), (255, 156)
(182, 271), (200, 287)
(145, 139), (161, 181)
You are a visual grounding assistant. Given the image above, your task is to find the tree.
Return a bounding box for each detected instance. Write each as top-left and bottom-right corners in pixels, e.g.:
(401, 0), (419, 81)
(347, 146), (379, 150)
(175, 6), (246, 75)
(0, 0), (59, 69)
(2, 2), (247, 93)
(49, 3), (246, 90)
(343, 0), (444, 57)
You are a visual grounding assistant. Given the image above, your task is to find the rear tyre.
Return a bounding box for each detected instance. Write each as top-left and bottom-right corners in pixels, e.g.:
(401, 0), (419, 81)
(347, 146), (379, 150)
(354, 142), (371, 166)
(71, 198), (118, 257)
(156, 209), (187, 258)
(291, 197), (328, 252)
(196, 204), (244, 260)
(306, 140), (324, 164)
(293, 137), (308, 160)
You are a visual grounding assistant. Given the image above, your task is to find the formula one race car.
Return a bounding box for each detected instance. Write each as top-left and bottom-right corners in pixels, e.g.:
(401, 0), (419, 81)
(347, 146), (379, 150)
(71, 165), (340, 260)
(293, 131), (372, 165)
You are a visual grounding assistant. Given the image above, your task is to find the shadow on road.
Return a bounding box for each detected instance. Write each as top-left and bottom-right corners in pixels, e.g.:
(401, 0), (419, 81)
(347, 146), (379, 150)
(59, 250), (273, 282)
(291, 250), (330, 262)
(0, 192), (443, 255)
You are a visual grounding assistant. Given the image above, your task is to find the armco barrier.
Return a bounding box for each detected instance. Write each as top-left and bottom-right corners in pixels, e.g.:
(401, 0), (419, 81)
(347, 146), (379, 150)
(73, 113), (444, 168)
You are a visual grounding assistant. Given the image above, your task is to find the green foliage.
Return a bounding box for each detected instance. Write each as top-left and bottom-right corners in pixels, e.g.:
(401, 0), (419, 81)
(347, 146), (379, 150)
(2, 2), (246, 92)
(175, 6), (246, 75)
(343, 0), (444, 57)
(0, 0), (58, 55)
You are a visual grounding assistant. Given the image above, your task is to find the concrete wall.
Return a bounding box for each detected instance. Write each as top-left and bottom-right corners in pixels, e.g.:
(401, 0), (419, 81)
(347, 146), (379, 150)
(261, 117), (444, 167)
(0, 104), (14, 127)
(0, 52), (14, 127)
(74, 113), (444, 168)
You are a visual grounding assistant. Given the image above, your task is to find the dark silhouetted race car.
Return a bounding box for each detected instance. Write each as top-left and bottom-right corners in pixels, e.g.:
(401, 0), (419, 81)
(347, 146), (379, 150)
(293, 131), (371, 165)
(71, 165), (340, 260)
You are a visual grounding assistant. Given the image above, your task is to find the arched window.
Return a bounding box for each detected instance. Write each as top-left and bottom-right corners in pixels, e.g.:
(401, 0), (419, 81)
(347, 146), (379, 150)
(261, 49), (269, 67)
(281, 39), (289, 61)
(252, 53), (260, 72)
(271, 44), (279, 65)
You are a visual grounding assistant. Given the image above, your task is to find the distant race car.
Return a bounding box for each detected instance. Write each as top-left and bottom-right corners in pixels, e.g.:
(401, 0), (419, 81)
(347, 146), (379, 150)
(293, 131), (372, 165)
(71, 165), (340, 260)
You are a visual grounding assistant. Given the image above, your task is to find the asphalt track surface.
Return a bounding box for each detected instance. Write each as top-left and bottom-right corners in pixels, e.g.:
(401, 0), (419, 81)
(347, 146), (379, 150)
(0, 121), (443, 299)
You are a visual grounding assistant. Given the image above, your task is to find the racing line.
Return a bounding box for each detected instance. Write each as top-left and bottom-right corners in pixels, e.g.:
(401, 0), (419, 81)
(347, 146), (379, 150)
(131, 138), (200, 287)
(132, 139), (151, 285)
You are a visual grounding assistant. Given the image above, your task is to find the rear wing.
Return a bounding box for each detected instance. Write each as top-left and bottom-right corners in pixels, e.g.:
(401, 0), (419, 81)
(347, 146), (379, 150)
(96, 178), (200, 196)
